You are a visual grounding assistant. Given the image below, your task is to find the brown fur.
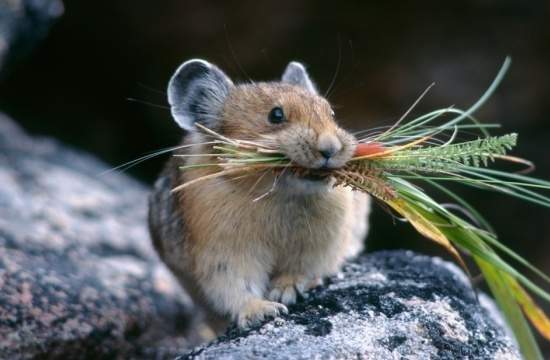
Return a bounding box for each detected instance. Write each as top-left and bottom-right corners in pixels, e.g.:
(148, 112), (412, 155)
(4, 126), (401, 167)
(149, 73), (370, 333)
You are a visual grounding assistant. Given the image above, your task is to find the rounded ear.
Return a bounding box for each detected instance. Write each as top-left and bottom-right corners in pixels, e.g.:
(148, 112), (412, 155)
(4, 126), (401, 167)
(281, 61), (317, 94)
(167, 59), (233, 131)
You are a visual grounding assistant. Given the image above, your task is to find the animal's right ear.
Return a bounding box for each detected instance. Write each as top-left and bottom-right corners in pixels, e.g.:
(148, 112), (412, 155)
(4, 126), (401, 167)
(167, 59), (233, 131)
(281, 61), (317, 94)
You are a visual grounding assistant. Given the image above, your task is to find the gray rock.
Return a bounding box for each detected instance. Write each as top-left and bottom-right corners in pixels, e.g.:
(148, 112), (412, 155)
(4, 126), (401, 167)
(0, 114), (195, 359)
(0, 0), (63, 74)
(181, 251), (519, 360)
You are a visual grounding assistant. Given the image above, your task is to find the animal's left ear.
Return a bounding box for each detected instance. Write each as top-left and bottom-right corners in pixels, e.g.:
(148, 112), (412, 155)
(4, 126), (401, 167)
(167, 59), (233, 131)
(281, 61), (318, 94)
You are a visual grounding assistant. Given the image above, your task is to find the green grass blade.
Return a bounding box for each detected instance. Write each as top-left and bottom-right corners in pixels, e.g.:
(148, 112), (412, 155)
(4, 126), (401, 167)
(420, 176), (496, 234)
(477, 259), (543, 360)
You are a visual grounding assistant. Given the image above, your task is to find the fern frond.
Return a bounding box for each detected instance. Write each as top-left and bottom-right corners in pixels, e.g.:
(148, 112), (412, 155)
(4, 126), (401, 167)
(375, 134), (517, 173)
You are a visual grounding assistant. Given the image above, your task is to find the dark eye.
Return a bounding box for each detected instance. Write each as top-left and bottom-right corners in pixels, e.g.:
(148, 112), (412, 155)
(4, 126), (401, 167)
(268, 107), (286, 124)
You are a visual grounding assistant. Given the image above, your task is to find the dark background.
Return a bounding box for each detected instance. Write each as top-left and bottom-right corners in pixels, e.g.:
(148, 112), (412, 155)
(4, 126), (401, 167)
(1, 0), (549, 353)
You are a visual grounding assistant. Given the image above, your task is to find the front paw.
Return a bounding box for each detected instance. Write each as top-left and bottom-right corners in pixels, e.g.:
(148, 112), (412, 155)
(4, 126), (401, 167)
(267, 274), (315, 305)
(237, 299), (288, 329)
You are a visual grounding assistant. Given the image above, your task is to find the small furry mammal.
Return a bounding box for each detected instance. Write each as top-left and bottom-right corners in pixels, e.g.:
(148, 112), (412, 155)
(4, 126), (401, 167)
(148, 59), (371, 332)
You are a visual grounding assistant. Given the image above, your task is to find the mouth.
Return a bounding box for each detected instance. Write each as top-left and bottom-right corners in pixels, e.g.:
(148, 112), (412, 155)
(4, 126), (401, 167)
(291, 168), (332, 182)
(277, 169), (333, 194)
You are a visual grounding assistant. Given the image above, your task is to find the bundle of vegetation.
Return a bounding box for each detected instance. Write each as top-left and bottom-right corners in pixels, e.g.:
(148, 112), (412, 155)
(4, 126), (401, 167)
(170, 58), (550, 358)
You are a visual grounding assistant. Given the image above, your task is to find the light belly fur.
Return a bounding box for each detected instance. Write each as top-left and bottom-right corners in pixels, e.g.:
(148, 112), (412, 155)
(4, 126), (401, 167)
(182, 178), (363, 281)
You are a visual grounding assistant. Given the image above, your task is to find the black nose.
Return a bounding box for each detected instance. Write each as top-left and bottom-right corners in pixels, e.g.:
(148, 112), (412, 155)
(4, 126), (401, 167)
(319, 148), (337, 159)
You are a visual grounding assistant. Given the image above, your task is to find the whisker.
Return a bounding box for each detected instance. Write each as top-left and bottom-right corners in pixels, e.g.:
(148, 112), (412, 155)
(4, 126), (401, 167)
(325, 34), (343, 99)
(137, 83), (166, 95)
(224, 24), (253, 83)
(126, 97), (170, 110)
(171, 167), (247, 193)
(102, 141), (221, 175)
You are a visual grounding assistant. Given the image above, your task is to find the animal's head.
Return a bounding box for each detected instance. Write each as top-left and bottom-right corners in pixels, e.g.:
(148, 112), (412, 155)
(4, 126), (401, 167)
(168, 59), (356, 193)
(168, 59), (356, 167)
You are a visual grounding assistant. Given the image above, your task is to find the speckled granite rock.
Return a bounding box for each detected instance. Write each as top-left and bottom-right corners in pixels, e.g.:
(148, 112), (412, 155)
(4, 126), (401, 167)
(0, 114), (195, 359)
(0, 0), (63, 75)
(181, 251), (519, 360)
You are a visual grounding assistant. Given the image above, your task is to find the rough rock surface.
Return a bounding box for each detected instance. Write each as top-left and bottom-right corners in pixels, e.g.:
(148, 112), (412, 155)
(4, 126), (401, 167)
(0, 114), (195, 359)
(182, 251), (519, 360)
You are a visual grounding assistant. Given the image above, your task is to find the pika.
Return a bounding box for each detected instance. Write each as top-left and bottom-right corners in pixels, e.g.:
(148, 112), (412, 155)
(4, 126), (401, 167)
(148, 59), (371, 332)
